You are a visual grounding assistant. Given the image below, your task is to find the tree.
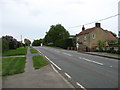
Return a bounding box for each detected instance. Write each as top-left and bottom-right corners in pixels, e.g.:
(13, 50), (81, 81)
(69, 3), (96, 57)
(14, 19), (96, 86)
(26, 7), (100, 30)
(110, 32), (117, 37)
(32, 39), (43, 46)
(43, 24), (70, 48)
(97, 40), (105, 51)
(2, 35), (18, 50)
(24, 38), (31, 46)
(2, 39), (9, 53)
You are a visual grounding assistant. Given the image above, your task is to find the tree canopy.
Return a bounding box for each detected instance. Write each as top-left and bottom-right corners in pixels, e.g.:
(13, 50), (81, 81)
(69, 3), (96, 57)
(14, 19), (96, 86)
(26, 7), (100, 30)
(32, 39), (43, 46)
(43, 24), (70, 48)
(24, 38), (31, 46)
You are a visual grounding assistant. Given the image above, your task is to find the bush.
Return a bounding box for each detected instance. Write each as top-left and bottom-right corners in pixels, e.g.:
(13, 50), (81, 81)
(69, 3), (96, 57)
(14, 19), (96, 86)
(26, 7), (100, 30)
(111, 50), (116, 54)
(2, 39), (9, 53)
(106, 49), (116, 54)
(116, 50), (120, 54)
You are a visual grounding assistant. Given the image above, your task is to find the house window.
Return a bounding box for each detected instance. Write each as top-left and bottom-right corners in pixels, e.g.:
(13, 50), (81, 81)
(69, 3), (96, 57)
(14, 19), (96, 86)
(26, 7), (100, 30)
(92, 34), (96, 39)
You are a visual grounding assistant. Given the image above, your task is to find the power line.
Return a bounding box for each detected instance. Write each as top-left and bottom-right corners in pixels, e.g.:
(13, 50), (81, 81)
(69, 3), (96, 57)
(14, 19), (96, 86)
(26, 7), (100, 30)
(69, 14), (119, 28)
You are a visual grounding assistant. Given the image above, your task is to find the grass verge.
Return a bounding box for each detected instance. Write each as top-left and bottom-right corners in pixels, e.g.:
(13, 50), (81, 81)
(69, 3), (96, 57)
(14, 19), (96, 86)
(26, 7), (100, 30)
(32, 56), (49, 69)
(2, 57), (26, 76)
(2, 47), (27, 56)
(30, 48), (38, 54)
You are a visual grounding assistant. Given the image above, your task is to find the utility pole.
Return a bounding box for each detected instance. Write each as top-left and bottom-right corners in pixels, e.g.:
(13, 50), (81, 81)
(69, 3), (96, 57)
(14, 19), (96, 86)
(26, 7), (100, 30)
(21, 35), (22, 43)
(21, 35), (23, 47)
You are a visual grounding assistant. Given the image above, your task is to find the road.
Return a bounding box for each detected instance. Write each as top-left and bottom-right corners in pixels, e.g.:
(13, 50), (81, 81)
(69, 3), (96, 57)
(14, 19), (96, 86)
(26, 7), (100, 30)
(34, 46), (118, 88)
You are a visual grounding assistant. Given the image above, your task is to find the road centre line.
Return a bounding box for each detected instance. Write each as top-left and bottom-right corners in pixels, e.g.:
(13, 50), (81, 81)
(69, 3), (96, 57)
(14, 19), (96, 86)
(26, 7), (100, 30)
(65, 73), (71, 79)
(54, 50), (60, 53)
(76, 82), (86, 90)
(63, 53), (72, 56)
(79, 57), (103, 65)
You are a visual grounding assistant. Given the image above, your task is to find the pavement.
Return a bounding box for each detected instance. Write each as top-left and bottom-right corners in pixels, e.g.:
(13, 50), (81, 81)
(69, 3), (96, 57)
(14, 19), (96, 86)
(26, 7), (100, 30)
(2, 47), (74, 88)
(34, 46), (118, 88)
(85, 52), (119, 60)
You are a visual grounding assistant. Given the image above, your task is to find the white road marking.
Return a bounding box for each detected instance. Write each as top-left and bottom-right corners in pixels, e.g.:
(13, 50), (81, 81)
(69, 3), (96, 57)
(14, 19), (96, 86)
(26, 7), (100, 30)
(65, 73), (71, 79)
(37, 49), (62, 70)
(110, 66), (113, 67)
(78, 57), (83, 59)
(54, 50), (60, 53)
(63, 53), (72, 56)
(51, 65), (74, 88)
(51, 64), (58, 73)
(37, 50), (42, 54)
(45, 56), (62, 70)
(79, 57), (103, 65)
(76, 82), (86, 90)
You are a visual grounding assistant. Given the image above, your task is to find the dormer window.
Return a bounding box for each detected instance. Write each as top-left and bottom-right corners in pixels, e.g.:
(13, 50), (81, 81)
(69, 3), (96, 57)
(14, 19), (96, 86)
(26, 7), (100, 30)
(92, 34), (96, 39)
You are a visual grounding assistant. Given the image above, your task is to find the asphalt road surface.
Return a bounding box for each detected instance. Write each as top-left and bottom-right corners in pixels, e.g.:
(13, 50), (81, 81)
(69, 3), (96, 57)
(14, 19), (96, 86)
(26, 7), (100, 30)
(34, 46), (118, 88)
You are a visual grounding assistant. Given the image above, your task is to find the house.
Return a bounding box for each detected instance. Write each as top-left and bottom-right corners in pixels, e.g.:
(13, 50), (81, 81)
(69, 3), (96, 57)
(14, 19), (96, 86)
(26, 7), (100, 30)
(76, 23), (117, 52)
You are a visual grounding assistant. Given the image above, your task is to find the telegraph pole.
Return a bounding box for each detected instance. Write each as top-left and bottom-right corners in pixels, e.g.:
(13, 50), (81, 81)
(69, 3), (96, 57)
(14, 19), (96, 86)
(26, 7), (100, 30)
(21, 35), (23, 47)
(21, 35), (22, 43)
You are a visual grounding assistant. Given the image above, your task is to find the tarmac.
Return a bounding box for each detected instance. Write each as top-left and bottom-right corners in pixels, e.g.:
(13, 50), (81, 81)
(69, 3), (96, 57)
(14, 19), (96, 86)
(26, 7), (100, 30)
(2, 47), (74, 88)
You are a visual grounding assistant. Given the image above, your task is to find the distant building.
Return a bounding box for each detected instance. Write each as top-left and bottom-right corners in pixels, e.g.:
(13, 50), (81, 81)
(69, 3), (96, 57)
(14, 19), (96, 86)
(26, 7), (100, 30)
(76, 23), (117, 52)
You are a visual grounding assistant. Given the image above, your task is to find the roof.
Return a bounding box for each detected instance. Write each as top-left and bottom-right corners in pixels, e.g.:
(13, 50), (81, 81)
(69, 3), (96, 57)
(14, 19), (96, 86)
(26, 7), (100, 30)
(76, 27), (117, 41)
(76, 27), (97, 36)
(104, 30), (117, 40)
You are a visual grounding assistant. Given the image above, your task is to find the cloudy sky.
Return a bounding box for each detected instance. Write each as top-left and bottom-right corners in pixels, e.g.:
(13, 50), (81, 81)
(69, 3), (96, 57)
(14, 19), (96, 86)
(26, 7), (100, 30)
(0, 0), (119, 42)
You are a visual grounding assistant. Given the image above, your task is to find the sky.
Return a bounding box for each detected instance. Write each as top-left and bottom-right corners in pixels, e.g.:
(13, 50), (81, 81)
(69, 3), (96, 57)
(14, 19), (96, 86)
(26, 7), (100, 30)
(0, 0), (119, 42)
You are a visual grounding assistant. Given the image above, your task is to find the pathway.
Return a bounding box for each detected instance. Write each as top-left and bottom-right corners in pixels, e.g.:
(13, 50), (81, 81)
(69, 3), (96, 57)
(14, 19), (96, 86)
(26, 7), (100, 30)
(3, 47), (73, 88)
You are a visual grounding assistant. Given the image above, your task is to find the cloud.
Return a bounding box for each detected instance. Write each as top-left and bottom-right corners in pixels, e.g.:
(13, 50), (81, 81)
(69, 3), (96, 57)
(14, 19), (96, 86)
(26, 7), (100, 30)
(1, 0), (119, 41)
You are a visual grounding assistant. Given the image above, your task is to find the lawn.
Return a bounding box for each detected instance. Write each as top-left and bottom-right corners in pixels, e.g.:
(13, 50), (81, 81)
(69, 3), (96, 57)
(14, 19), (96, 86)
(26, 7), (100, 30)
(30, 48), (38, 54)
(2, 47), (27, 56)
(32, 56), (49, 69)
(2, 57), (26, 76)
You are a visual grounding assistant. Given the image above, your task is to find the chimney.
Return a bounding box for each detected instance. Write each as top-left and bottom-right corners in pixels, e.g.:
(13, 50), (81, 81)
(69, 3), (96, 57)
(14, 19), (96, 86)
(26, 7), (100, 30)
(82, 25), (85, 31)
(95, 23), (101, 28)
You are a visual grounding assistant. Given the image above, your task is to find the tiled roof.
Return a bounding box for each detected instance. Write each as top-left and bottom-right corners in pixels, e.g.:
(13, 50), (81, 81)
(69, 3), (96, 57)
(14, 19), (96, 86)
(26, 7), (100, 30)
(76, 27), (97, 36)
(105, 30), (117, 40)
(76, 27), (117, 41)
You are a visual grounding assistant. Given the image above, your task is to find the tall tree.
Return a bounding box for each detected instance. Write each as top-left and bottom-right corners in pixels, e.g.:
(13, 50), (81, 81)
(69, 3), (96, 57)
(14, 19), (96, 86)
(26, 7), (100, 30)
(32, 39), (43, 46)
(43, 24), (70, 48)
(24, 38), (31, 46)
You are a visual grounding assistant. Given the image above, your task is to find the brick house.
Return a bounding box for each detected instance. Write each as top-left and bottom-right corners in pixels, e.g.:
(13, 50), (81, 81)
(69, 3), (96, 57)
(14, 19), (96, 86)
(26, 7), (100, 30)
(76, 23), (117, 52)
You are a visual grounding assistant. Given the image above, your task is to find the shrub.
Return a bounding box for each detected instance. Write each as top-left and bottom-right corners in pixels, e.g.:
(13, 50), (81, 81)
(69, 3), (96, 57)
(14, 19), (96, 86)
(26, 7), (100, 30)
(116, 50), (120, 54)
(2, 39), (9, 53)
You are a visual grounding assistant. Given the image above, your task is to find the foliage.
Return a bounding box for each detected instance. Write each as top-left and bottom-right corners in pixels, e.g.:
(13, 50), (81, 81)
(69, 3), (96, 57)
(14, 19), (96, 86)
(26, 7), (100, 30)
(30, 48), (38, 54)
(97, 40), (105, 51)
(2, 35), (18, 50)
(110, 32), (117, 37)
(32, 56), (49, 69)
(24, 38), (31, 46)
(2, 57), (26, 76)
(2, 47), (27, 56)
(43, 24), (70, 48)
(32, 39), (43, 46)
(2, 39), (9, 53)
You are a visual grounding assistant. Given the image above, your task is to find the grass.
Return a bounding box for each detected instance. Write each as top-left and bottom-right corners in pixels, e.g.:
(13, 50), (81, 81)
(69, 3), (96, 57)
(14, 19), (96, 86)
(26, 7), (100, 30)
(32, 56), (49, 69)
(30, 48), (38, 54)
(2, 47), (27, 56)
(2, 57), (26, 76)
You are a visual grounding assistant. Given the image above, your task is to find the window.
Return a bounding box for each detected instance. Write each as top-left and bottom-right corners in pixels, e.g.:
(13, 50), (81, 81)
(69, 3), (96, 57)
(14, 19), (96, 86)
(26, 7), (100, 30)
(92, 34), (96, 39)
